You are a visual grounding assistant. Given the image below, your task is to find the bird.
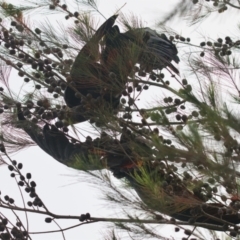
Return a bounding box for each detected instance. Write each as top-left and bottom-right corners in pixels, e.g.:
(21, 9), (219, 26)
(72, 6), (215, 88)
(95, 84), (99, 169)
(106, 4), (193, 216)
(64, 15), (180, 123)
(122, 168), (240, 231)
(17, 107), (142, 171)
(17, 110), (240, 231)
(64, 14), (121, 123)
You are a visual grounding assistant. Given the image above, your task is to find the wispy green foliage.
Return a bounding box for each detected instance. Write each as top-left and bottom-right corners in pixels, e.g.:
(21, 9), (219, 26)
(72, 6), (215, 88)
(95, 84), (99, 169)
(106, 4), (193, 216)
(1, 0), (240, 239)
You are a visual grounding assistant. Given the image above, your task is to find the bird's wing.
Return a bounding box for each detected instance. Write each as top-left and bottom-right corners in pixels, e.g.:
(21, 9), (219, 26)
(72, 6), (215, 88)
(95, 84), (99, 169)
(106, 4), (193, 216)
(17, 110), (51, 155)
(17, 108), (138, 171)
(17, 110), (85, 164)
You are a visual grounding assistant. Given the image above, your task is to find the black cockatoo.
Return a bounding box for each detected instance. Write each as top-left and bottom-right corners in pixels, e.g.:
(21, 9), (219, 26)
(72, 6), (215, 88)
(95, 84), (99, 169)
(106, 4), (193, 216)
(18, 111), (240, 231)
(123, 168), (240, 231)
(64, 14), (121, 123)
(64, 15), (180, 123)
(17, 108), (142, 171)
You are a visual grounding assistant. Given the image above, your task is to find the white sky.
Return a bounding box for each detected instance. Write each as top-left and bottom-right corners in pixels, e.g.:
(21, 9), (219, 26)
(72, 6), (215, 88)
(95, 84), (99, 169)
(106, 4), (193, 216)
(0, 0), (239, 239)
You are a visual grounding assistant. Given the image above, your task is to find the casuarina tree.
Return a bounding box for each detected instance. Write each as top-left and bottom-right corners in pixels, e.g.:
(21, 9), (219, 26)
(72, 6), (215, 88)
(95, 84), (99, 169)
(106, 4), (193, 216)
(0, 0), (240, 239)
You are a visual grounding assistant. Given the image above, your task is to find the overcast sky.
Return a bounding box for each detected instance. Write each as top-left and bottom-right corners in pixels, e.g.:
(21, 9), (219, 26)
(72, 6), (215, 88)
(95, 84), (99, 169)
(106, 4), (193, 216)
(0, 0), (238, 239)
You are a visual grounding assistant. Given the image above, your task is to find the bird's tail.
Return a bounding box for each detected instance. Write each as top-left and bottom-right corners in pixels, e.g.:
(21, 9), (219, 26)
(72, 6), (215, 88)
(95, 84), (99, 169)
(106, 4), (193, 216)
(92, 14), (118, 43)
(173, 202), (240, 230)
(124, 28), (180, 74)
